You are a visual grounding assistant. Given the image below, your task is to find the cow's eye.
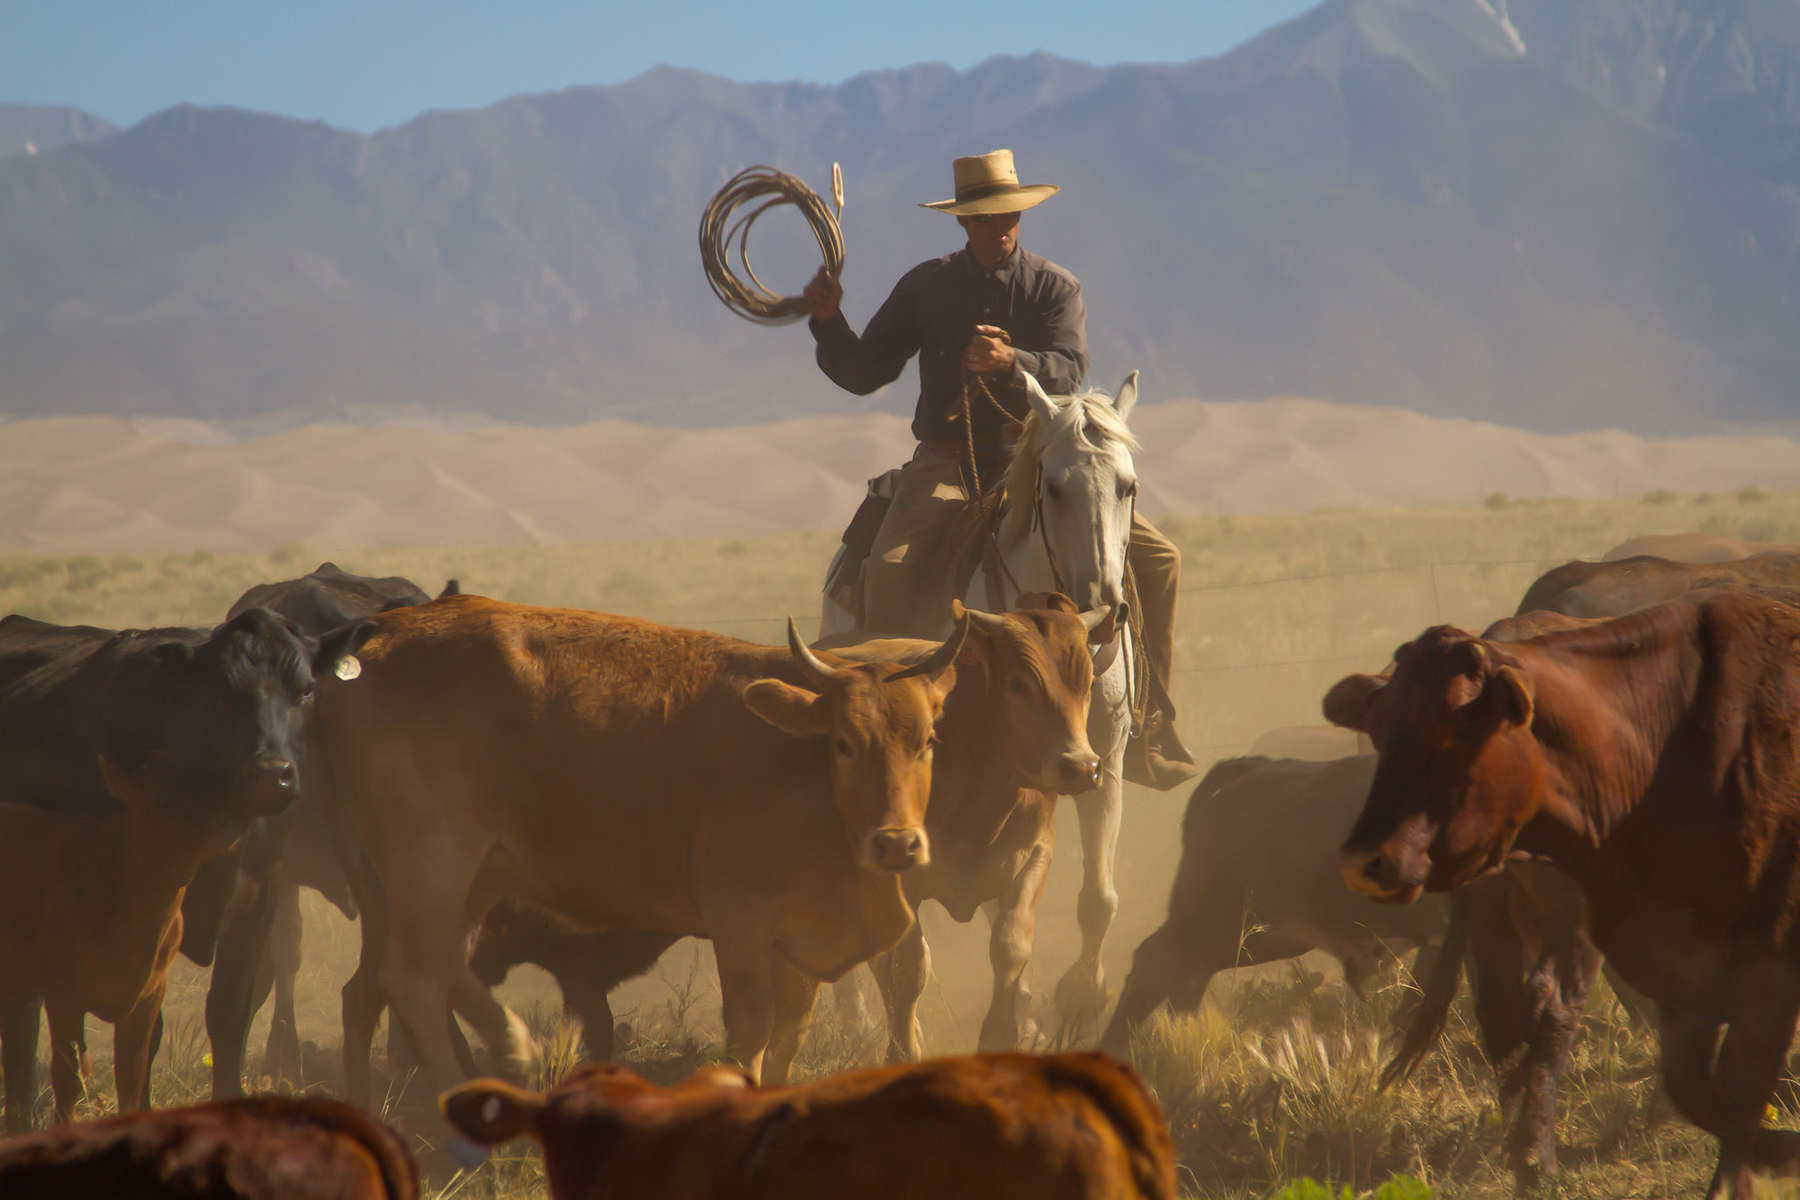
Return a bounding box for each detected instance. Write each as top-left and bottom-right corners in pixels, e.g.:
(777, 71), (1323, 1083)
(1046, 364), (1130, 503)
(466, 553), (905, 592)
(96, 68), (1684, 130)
(835, 736), (853, 758)
(1045, 481), (1062, 502)
(1008, 676), (1030, 697)
(299, 684), (316, 705)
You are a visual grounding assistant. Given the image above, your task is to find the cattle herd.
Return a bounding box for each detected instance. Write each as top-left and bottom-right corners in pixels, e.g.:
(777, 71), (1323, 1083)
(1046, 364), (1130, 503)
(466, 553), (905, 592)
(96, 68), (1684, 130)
(6, 535), (1800, 1198)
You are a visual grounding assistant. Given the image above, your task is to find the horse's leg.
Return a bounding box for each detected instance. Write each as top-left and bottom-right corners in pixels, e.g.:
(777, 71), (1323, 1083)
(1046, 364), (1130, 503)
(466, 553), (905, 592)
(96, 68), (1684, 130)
(1056, 764), (1122, 1040)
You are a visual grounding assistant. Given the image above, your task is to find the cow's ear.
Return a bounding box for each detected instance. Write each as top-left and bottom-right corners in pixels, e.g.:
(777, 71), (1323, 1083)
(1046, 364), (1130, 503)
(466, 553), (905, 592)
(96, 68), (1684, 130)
(1490, 665), (1534, 729)
(743, 679), (831, 736)
(315, 619), (378, 679)
(1323, 673), (1388, 733)
(439, 1078), (546, 1147)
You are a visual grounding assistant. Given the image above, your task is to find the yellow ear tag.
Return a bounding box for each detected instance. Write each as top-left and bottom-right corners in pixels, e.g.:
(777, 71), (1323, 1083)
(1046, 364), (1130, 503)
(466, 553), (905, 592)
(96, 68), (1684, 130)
(334, 655), (362, 681)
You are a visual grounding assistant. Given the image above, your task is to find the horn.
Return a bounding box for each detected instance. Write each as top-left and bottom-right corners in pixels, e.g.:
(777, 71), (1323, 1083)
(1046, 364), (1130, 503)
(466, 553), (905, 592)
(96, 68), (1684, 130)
(895, 610), (971, 683)
(1081, 602), (1123, 634)
(953, 598), (1008, 636)
(786, 617), (837, 688)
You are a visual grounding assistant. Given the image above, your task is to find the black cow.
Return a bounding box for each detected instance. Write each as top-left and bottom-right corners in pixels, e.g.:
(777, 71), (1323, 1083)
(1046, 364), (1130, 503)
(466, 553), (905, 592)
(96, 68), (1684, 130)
(192, 562), (456, 1097)
(1099, 754), (1446, 1058)
(0, 608), (351, 1129)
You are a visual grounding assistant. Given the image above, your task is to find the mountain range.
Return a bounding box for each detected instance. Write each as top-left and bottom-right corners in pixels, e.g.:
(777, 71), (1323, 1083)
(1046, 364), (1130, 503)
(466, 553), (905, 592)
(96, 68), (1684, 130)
(2, 0), (1798, 434)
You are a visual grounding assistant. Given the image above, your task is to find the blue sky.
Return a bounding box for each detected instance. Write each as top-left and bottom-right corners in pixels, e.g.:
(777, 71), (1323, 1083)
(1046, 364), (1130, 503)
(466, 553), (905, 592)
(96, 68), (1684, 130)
(6, 0), (1319, 133)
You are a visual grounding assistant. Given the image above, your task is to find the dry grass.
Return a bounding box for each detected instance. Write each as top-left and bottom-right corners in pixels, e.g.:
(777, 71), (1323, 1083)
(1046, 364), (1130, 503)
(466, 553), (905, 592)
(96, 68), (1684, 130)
(14, 487), (1800, 1197)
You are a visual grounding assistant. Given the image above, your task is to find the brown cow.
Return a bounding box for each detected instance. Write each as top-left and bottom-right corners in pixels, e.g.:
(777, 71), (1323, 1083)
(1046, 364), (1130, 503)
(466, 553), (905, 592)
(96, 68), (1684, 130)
(0, 1095), (417, 1199)
(1513, 551), (1800, 618)
(1099, 753), (1446, 1057)
(316, 593), (966, 1106)
(440, 1052), (1176, 1200)
(1327, 592), (1800, 1199)
(823, 595), (1114, 1059)
(466, 595), (1113, 1063)
(1601, 533), (1798, 563)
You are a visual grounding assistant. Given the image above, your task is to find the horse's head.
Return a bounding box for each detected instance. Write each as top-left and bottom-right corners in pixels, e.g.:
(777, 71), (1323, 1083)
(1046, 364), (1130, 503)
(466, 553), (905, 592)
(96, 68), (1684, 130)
(1004, 371), (1141, 616)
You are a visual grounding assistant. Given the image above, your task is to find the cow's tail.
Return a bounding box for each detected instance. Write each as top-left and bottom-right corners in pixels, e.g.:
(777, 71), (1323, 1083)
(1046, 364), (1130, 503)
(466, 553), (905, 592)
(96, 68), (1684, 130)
(1049, 1053), (1178, 1200)
(1381, 888), (1471, 1090)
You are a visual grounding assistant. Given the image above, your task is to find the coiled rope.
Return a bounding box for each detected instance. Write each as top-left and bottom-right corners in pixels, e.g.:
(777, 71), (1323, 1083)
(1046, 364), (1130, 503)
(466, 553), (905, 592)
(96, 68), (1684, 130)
(699, 163), (845, 324)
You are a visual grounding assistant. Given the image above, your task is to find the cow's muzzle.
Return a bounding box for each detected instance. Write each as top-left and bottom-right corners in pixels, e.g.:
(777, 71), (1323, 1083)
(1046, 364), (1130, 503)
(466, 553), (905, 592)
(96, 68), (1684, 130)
(1055, 750), (1103, 794)
(1339, 843), (1425, 905)
(865, 826), (930, 873)
(250, 756), (300, 815)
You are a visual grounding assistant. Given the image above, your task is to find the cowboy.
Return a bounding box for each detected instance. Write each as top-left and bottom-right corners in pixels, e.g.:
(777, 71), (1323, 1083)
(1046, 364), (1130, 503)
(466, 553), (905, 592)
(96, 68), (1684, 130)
(801, 149), (1196, 788)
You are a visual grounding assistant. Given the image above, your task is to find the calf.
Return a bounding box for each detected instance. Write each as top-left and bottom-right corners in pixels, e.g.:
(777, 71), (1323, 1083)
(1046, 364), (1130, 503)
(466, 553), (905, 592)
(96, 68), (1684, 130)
(194, 562), (455, 1097)
(0, 1095), (417, 1199)
(0, 609), (346, 1130)
(1329, 591), (1800, 1199)
(1099, 754), (1445, 1057)
(440, 1052), (1176, 1200)
(317, 594), (966, 1106)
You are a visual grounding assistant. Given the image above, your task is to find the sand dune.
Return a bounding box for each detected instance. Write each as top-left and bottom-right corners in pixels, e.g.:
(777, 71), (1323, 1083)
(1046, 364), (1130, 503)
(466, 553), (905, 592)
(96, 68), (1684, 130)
(4, 398), (1800, 556)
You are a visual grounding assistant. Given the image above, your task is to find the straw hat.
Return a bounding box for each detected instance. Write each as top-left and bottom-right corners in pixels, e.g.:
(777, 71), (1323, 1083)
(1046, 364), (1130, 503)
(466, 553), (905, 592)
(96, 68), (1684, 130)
(920, 149), (1059, 216)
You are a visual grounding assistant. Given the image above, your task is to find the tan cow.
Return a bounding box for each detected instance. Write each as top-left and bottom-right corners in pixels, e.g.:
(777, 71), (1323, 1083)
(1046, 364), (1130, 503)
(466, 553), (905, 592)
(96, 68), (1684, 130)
(315, 594), (966, 1103)
(441, 1052), (1177, 1200)
(825, 594), (1114, 1058)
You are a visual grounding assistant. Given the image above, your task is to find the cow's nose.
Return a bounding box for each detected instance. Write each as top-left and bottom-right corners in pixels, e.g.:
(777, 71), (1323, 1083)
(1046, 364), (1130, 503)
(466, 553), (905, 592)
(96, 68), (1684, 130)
(253, 757), (300, 812)
(1340, 845), (1419, 902)
(866, 827), (929, 873)
(1059, 752), (1103, 793)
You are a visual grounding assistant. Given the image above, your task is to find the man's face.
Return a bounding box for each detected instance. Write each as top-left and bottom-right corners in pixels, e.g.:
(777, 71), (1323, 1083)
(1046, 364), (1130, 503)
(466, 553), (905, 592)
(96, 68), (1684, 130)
(959, 211), (1020, 266)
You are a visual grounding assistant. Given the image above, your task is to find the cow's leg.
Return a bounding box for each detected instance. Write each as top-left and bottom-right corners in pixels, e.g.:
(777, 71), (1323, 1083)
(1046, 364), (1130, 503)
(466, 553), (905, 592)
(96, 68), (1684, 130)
(204, 865), (277, 1099)
(447, 969), (535, 1080)
(875, 919), (929, 1063)
(1056, 771), (1122, 1038)
(112, 986), (165, 1115)
(982, 843), (1050, 1053)
(341, 889), (387, 1108)
(1100, 921), (1181, 1058)
(0, 992), (41, 1133)
(261, 880), (305, 1083)
(763, 959), (820, 1085)
(1700, 993), (1800, 1200)
(832, 969), (876, 1035)
(1507, 930), (1602, 1186)
(44, 1000), (86, 1124)
(1465, 889), (1531, 1074)
(716, 940), (775, 1083)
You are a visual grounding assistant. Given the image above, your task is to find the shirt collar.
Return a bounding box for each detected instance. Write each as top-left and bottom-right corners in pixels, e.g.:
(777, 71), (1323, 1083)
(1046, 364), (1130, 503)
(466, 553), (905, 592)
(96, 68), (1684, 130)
(964, 244), (1022, 284)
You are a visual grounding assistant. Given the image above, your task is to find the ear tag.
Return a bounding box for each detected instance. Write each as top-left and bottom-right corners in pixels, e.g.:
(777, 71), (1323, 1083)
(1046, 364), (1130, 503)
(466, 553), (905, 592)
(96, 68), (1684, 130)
(481, 1096), (502, 1123)
(334, 655), (363, 681)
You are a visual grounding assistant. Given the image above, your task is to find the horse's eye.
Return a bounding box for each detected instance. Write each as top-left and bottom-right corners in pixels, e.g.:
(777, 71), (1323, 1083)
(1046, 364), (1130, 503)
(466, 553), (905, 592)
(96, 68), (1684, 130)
(1120, 480), (1138, 500)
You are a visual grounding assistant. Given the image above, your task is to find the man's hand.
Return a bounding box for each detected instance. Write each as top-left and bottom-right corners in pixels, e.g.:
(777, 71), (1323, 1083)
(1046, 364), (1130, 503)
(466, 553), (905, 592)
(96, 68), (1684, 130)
(803, 266), (842, 322)
(964, 324), (1015, 374)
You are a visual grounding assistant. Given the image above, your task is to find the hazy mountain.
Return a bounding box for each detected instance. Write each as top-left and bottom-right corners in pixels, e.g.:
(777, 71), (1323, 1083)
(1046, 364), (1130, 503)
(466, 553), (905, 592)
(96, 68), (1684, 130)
(1, 0), (1796, 434)
(0, 104), (115, 159)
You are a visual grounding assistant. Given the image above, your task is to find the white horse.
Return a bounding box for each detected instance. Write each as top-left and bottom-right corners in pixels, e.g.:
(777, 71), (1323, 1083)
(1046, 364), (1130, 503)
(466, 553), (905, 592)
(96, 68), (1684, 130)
(822, 370), (1142, 1041)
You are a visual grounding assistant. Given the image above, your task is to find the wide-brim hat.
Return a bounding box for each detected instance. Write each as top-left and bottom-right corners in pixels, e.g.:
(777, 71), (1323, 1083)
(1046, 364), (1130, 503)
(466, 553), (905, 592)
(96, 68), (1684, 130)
(920, 149), (1059, 216)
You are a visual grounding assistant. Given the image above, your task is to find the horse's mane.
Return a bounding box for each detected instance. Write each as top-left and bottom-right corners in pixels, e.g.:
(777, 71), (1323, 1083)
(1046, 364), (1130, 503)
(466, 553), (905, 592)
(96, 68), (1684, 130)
(1002, 387), (1141, 539)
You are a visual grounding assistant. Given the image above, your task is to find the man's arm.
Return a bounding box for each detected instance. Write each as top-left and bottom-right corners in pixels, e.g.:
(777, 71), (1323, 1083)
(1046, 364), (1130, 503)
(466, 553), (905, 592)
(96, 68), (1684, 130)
(1009, 278), (1087, 395)
(805, 266), (921, 396)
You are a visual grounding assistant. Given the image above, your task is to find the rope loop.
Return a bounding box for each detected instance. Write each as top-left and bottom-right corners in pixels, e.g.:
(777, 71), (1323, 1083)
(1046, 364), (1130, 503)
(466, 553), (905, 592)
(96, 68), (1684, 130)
(699, 164), (846, 325)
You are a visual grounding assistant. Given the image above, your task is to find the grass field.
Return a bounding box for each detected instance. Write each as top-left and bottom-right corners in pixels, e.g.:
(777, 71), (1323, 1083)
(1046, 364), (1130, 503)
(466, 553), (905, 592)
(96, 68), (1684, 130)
(13, 487), (1800, 1198)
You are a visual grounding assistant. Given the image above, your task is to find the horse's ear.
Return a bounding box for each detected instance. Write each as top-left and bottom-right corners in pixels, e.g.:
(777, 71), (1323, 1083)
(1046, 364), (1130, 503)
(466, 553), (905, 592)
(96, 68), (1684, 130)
(1023, 371), (1060, 426)
(1113, 370), (1139, 422)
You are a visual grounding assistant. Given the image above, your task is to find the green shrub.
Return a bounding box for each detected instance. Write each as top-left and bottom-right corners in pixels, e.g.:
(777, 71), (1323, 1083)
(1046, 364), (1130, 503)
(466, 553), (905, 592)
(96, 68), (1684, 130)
(1274, 1176), (1434, 1200)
